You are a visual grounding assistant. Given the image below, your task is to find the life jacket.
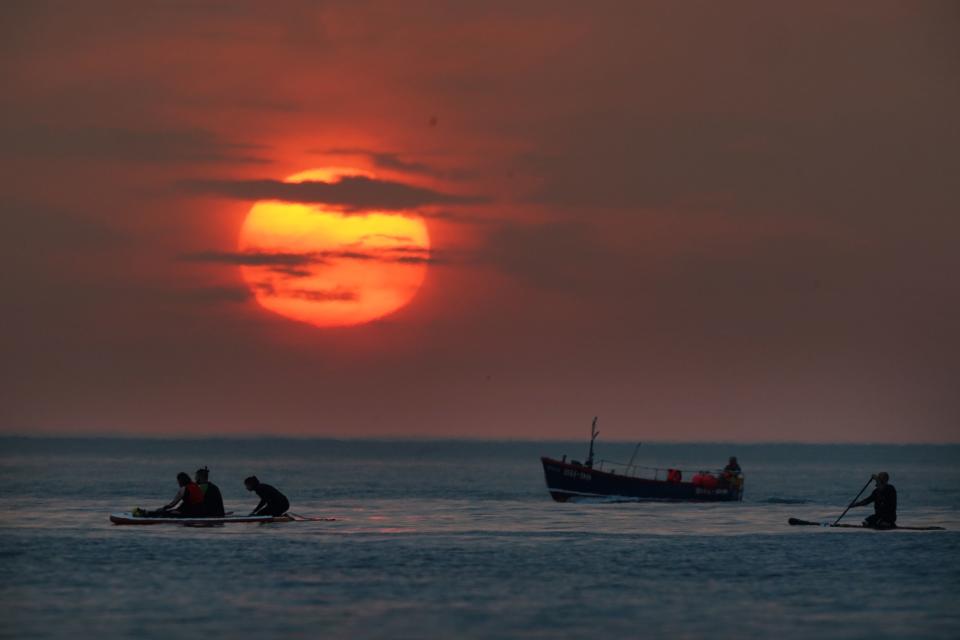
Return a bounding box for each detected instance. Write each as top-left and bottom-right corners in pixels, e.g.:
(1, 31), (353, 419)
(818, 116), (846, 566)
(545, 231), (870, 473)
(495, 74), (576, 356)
(184, 482), (204, 505)
(667, 469), (682, 483)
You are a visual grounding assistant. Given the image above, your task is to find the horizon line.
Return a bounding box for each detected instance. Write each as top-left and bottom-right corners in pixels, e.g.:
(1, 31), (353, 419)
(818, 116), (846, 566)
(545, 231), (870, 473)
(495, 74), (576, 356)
(1, 433), (958, 446)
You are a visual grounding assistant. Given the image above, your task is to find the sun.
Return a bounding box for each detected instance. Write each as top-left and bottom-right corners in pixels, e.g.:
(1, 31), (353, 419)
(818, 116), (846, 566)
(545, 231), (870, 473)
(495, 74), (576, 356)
(238, 168), (430, 327)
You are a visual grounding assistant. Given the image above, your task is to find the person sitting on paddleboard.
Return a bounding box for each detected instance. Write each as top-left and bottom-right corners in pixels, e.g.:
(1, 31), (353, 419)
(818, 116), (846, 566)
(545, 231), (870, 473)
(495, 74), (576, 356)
(155, 472), (205, 517)
(195, 466), (225, 517)
(244, 476), (290, 517)
(852, 472), (897, 529)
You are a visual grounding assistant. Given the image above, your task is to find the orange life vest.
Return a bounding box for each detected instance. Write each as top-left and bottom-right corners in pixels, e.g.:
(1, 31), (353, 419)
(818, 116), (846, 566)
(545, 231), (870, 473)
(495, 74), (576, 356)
(184, 482), (204, 505)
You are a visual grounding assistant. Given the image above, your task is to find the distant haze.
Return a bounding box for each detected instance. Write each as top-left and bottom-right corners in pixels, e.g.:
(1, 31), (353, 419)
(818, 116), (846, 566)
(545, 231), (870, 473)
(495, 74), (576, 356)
(2, 2), (958, 442)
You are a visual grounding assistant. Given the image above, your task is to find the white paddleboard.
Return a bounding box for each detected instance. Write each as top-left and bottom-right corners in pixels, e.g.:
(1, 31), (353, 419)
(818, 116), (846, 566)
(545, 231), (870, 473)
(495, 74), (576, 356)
(109, 512), (292, 525)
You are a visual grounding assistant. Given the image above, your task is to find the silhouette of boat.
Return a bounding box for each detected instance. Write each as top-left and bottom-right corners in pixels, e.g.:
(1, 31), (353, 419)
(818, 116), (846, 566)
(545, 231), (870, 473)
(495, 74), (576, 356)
(541, 418), (744, 502)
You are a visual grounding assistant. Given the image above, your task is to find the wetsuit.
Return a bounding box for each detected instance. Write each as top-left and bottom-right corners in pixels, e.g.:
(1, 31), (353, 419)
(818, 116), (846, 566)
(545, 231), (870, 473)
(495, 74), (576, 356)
(858, 484), (897, 528)
(252, 483), (289, 517)
(199, 481), (225, 517)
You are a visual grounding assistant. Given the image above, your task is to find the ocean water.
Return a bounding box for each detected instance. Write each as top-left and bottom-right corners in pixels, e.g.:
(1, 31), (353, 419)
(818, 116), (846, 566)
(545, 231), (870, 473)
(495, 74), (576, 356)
(1, 438), (958, 639)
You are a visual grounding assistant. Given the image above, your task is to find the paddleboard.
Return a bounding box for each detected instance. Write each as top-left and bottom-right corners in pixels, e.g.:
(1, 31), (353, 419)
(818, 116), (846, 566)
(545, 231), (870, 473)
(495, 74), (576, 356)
(110, 512), (291, 525)
(788, 517), (944, 531)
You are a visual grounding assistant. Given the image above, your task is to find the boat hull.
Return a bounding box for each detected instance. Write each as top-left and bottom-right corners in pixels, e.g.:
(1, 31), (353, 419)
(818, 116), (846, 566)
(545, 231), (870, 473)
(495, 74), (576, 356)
(541, 457), (743, 502)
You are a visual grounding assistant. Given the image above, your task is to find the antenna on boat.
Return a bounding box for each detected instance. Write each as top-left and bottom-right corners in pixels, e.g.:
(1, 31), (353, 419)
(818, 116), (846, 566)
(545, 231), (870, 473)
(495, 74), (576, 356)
(586, 417), (599, 468)
(627, 442), (642, 472)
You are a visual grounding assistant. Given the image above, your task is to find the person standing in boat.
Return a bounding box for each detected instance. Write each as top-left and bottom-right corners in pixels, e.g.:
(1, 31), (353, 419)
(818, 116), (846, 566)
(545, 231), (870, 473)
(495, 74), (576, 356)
(721, 456), (743, 490)
(244, 476), (290, 517)
(852, 472), (897, 529)
(195, 466), (225, 517)
(153, 472), (205, 517)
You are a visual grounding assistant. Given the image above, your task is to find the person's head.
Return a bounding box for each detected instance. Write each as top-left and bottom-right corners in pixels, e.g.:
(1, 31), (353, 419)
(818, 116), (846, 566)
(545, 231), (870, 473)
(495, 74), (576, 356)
(875, 471), (890, 486)
(195, 467), (210, 483)
(728, 456), (738, 465)
(176, 472), (191, 487)
(244, 475), (260, 491)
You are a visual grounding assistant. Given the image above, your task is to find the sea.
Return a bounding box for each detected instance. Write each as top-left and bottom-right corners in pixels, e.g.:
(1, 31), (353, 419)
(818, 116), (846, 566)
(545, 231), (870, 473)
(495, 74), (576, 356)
(1, 438), (958, 639)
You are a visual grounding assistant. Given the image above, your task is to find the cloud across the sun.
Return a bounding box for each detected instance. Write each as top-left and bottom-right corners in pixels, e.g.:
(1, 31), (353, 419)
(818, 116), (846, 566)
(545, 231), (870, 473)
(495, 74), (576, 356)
(182, 175), (486, 210)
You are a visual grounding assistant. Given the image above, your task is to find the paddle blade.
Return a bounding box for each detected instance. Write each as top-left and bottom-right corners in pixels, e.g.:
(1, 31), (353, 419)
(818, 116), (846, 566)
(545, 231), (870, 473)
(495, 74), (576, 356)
(287, 512), (337, 522)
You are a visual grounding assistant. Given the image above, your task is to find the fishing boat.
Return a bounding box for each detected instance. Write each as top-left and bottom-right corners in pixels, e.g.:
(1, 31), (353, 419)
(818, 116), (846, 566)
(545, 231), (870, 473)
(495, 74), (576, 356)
(109, 512), (332, 525)
(541, 418), (744, 502)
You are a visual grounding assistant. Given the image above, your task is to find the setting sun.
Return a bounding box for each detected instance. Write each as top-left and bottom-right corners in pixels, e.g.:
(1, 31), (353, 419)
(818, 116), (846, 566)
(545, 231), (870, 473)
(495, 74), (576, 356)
(238, 168), (430, 327)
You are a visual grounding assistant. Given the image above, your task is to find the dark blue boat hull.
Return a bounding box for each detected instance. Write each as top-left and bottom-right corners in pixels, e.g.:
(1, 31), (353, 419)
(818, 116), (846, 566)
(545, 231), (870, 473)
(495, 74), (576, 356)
(541, 457), (743, 502)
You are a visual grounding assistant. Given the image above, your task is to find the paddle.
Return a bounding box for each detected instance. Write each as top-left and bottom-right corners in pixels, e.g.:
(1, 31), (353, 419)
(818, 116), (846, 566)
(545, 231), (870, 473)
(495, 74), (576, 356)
(287, 512), (337, 522)
(832, 476), (874, 526)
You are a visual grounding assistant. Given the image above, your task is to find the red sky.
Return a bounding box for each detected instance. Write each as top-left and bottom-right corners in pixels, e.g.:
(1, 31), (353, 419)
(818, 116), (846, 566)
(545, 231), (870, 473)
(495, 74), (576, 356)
(2, 1), (958, 442)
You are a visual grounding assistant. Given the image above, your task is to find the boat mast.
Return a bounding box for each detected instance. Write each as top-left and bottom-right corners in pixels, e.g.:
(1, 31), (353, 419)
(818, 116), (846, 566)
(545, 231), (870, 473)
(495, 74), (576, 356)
(586, 417), (599, 467)
(627, 441), (642, 472)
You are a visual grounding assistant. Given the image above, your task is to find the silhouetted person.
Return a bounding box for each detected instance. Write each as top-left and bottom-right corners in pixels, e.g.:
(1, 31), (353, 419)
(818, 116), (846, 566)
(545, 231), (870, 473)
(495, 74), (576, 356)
(245, 476), (290, 517)
(853, 472), (897, 529)
(150, 472), (204, 517)
(721, 456), (742, 489)
(195, 466), (225, 517)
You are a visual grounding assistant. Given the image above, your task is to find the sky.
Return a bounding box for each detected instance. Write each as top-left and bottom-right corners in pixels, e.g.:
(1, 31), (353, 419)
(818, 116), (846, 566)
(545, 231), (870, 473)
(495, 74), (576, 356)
(2, 1), (958, 442)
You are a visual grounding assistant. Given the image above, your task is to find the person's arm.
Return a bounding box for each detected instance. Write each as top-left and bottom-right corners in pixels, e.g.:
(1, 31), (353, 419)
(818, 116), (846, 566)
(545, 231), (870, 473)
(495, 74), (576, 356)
(250, 494), (267, 516)
(854, 490), (877, 507)
(162, 487), (186, 511)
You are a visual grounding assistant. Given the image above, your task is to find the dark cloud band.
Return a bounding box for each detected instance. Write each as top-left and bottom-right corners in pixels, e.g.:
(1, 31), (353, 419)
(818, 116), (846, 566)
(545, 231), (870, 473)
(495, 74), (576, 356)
(182, 175), (485, 210)
(179, 247), (437, 270)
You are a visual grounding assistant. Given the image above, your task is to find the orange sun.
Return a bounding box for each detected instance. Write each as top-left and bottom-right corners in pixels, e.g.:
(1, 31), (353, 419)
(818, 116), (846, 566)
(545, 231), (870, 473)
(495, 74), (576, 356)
(238, 168), (430, 327)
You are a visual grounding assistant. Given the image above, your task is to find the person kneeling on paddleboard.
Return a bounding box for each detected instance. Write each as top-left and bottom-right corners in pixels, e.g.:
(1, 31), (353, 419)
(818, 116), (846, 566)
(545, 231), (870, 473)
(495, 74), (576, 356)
(195, 466), (225, 517)
(244, 476), (290, 517)
(151, 472), (205, 517)
(851, 472), (897, 529)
